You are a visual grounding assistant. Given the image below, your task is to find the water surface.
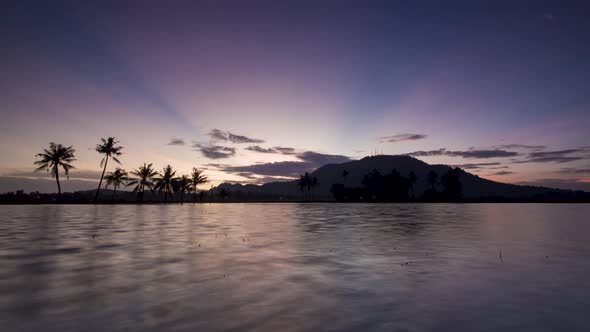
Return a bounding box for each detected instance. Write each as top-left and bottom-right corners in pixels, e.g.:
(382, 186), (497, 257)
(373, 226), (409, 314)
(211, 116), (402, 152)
(1, 203), (589, 331)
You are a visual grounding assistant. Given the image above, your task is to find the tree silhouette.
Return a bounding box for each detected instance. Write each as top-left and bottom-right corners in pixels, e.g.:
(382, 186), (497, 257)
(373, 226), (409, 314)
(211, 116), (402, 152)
(94, 137), (123, 201)
(427, 170), (439, 191)
(297, 174), (308, 201)
(127, 163), (158, 202)
(310, 176), (319, 201)
(34, 143), (76, 195)
(219, 188), (229, 202)
(408, 171), (417, 199)
(342, 169), (349, 185)
(360, 168), (410, 202)
(104, 168), (128, 201)
(190, 167), (208, 203)
(441, 168), (463, 201)
(174, 175), (192, 203)
(154, 165), (177, 203)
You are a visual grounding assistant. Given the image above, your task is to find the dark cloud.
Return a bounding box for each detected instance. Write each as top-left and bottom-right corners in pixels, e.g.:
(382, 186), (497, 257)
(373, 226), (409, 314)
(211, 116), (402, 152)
(493, 144), (546, 150)
(456, 162), (502, 170)
(227, 132), (265, 144)
(557, 167), (590, 174)
(529, 149), (587, 159)
(208, 129), (229, 141)
(221, 161), (309, 178)
(245, 146), (277, 153)
(203, 163), (230, 168)
(207, 129), (264, 143)
(167, 138), (185, 146)
(296, 151), (352, 165)
(379, 134), (427, 143)
(193, 144), (236, 159)
(220, 151), (352, 178)
(272, 146), (297, 155)
(491, 171), (515, 176)
(235, 172), (293, 183)
(513, 147), (590, 164)
(245, 145), (299, 155)
(408, 148), (519, 159)
(514, 156), (584, 163)
(235, 172), (259, 179)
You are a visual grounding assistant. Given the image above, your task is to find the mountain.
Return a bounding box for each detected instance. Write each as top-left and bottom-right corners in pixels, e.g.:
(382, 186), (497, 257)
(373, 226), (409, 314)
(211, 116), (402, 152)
(214, 155), (590, 201)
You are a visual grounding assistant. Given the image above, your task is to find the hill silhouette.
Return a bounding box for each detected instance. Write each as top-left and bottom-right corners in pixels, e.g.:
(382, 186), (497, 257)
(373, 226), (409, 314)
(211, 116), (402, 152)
(214, 155), (590, 202)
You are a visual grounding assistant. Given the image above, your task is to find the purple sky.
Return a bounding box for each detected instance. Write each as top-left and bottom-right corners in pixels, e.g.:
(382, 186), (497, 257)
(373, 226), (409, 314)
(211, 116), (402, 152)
(1, 1), (590, 192)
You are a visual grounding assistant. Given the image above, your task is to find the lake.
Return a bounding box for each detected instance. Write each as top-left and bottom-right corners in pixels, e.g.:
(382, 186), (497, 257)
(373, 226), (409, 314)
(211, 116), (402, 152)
(1, 203), (589, 331)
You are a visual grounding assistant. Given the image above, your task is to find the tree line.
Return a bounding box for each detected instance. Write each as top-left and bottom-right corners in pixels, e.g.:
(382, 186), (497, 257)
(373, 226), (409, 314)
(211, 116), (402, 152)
(33, 139), (209, 202)
(330, 168), (463, 202)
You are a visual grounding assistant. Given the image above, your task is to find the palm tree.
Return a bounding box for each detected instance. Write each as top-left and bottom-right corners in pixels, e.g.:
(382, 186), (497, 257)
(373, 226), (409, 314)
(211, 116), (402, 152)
(154, 165), (177, 203)
(408, 171), (417, 199)
(127, 163), (158, 202)
(297, 173), (310, 201)
(34, 143), (76, 195)
(104, 168), (128, 201)
(175, 175), (192, 203)
(427, 170), (439, 191)
(190, 168), (208, 202)
(94, 137), (123, 201)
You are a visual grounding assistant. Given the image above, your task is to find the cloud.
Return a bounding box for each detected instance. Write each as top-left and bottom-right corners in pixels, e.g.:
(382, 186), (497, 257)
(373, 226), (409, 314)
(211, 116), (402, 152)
(207, 129), (265, 143)
(245, 145), (299, 155)
(493, 144), (546, 150)
(193, 144), (236, 159)
(490, 171), (514, 176)
(557, 167), (590, 175)
(245, 146), (277, 153)
(514, 156), (584, 163)
(272, 146), (297, 155)
(208, 129), (228, 141)
(379, 134), (427, 143)
(513, 147), (590, 164)
(221, 161), (310, 178)
(167, 138), (185, 146)
(407, 148), (519, 159)
(235, 172), (294, 183)
(203, 163), (231, 168)
(295, 151), (352, 165)
(227, 132), (265, 144)
(456, 162), (503, 170)
(220, 151), (353, 178)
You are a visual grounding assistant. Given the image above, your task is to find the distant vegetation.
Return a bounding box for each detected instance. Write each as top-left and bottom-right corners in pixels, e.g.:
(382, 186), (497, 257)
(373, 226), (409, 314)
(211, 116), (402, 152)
(20, 140), (210, 203)
(1, 141), (589, 204)
(330, 167), (463, 202)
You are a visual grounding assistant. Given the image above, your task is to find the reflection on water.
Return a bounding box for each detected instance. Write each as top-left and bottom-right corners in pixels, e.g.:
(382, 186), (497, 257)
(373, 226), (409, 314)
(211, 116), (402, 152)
(1, 203), (589, 331)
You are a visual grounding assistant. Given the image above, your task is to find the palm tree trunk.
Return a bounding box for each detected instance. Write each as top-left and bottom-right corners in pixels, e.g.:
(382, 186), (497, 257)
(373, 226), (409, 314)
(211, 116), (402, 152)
(95, 156), (109, 201)
(193, 189), (197, 203)
(181, 191), (184, 203)
(164, 189), (168, 203)
(55, 167), (62, 195)
(112, 186), (116, 201)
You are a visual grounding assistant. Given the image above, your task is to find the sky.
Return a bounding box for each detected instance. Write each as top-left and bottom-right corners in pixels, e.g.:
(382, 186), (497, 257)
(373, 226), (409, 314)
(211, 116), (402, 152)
(1, 0), (590, 193)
